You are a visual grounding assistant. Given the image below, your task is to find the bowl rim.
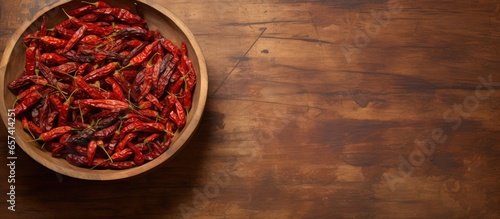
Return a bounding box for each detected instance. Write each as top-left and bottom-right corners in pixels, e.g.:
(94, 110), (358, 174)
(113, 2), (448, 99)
(0, 0), (208, 180)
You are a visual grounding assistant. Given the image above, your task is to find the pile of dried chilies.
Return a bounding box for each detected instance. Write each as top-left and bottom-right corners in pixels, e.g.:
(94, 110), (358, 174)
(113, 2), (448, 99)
(8, 1), (197, 169)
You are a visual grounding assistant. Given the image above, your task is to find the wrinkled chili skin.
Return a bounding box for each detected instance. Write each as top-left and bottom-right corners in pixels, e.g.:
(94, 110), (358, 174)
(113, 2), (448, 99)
(83, 62), (118, 82)
(65, 128), (95, 146)
(93, 8), (145, 24)
(121, 41), (147, 66)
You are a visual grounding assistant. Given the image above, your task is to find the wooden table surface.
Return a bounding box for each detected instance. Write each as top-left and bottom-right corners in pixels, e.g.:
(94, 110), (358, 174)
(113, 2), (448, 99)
(1, 0), (500, 218)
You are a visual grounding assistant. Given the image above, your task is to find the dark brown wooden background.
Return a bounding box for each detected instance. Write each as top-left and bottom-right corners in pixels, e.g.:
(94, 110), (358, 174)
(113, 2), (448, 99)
(1, 0), (500, 218)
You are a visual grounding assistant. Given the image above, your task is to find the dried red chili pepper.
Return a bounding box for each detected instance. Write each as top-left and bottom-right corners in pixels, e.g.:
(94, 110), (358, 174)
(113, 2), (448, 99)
(8, 75), (39, 90)
(168, 73), (185, 95)
(143, 133), (162, 144)
(126, 39), (159, 68)
(112, 70), (139, 101)
(97, 160), (137, 169)
(104, 77), (126, 102)
(41, 53), (69, 65)
(183, 55), (197, 92)
(63, 25), (87, 52)
(58, 91), (75, 126)
(76, 63), (94, 75)
(169, 98), (186, 128)
(38, 64), (61, 89)
(50, 143), (66, 157)
(138, 109), (160, 119)
(121, 41), (147, 66)
(137, 100), (153, 110)
(127, 142), (144, 165)
(138, 53), (157, 100)
(55, 25), (76, 39)
(158, 53), (174, 77)
(144, 138), (171, 161)
(37, 36), (68, 48)
(74, 75), (105, 99)
(16, 85), (43, 100)
(45, 111), (59, 131)
(59, 132), (72, 145)
(50, 62), (78, 76)
(83, 62), (118, 81)
(67, 5), (96, 17)
(70, 18), (113, 37)
(83, 1), (112, 9)
(28, 120), (44, 136)
(14, 91), (42, 114)
(48, 94), (64, 111)
(69, 122), (91, 130)
(75, 99), (130, 110)
(25, 43), (37, 75)
(35, 126), (72, 142)
(182, 88), (192, 112)
(23, 31), (40, 44)
(62, 50), (96, 63)
(154, 54), (179, 98)
(119, 122), (165, 140)
(123, 112), (155, 124)
(65, 154), (89, 167)
(79, 13), (100, 22)
(117, 27), (147, 38)
(86, 140), (97, 166)
(80, 34), (102, 45)
(93, 7), (145, 24)
(115, 133), (138, 153)
(38, 97), (50, 132)
(65, 127), (95, 146)
(160, 38), (180, 55)
(94, 121), (119, 139)
(145, 93), (163, 111)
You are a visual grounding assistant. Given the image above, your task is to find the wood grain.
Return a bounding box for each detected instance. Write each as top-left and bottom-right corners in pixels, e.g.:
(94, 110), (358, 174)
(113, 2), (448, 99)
(1, 0), (500, 218)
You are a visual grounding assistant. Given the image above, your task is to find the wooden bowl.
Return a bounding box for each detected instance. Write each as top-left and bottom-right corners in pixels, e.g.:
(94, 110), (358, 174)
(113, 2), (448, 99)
(0, 0), (207, 180)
